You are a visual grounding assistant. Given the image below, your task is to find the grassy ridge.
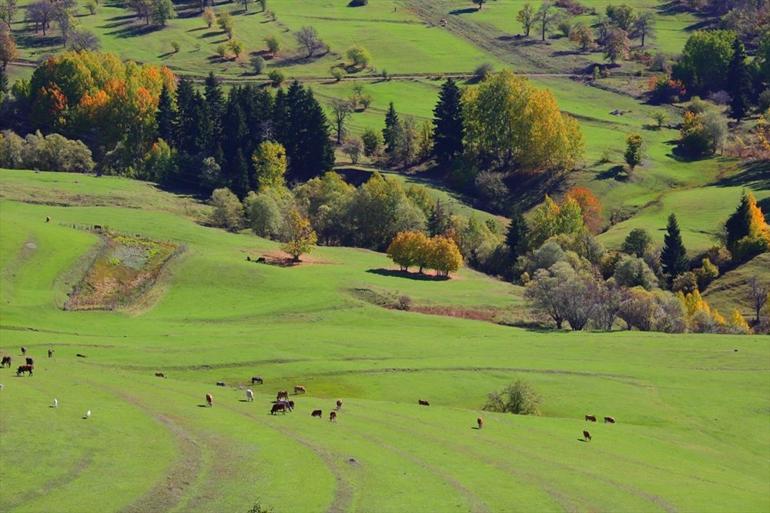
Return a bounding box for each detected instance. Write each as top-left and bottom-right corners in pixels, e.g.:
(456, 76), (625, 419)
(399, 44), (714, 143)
(0, 170), (768, 512)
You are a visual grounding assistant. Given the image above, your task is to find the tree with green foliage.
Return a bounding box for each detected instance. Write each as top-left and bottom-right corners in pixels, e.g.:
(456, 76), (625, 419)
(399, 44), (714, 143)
(282, 208), (317, 262)
(505, 208), (529, 261)
(529, 195), (584, 248)
(346, 45), (371, 69)
(517, 3), (535, 37)
(484, 380), (541, 415)
(727, 38), (752, 121)
(217, 11), (234, 39)
(622, 228), (652, 257)
(209, 187), (244, 231)
(606, 4), (636, 31)
(151, 0), (175, 26)
(535, 1), (557, 41)
(604, 27), (629, 64)
(428, 200), (452, 236)
(624, 133), (643, 172)
(660, 213), (688, 285)
(383, 102), (399, 156)
(330, 98), (352, 145)
(672, 30), (735, 96)
(252, 141), (286, 190)
(432, 78), (464, 167)
(361, 128), (381, 157)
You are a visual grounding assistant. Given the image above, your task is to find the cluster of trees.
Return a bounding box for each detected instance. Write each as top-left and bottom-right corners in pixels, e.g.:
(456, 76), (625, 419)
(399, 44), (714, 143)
(0, 129), (94, 172)
(680, 0), (768, 48)
(0, 53), (334, 191)
(667, 30), (767, 121)
(386, 231), (463, 277)
(0, 0), (100, 54)
(521, 191), (770, 333)
(677, 98), (729, 158)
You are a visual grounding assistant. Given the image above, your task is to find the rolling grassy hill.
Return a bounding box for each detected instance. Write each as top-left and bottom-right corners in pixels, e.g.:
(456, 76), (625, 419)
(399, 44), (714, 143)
(1, 169), (769, 513)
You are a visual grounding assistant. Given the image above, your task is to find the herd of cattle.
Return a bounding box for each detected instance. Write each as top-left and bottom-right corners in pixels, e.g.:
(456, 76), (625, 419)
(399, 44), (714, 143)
(2, 347), (618, 440)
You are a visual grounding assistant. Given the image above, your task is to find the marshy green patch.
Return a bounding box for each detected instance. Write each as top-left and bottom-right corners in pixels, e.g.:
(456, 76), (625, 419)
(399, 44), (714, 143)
(64, 232), (180, 311)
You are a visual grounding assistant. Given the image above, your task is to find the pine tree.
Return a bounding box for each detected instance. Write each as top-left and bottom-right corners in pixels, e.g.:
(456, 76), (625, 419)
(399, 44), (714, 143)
(155, 84), (177, 143)
(428, 200), (452, 236)
(383, 102), (399, 156)
(724, 191), (770, 259)
(432, 78), (464, 167)
(230, 148), (250, 199)
(204, 72), (224, 144)
(661, 213), (688, 285)
(727, 38), (752, 121)
(505, 209), (529, 260)
(221, 95), (249, 190)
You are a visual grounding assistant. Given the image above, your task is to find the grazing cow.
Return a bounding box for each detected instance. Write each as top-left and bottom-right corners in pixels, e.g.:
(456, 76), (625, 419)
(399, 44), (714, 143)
(418, 399), (430, 406)
(155, 372), (166, 378)
(271, 402), (288, 415)
(329, 411), (337, 422)
(216, 381), (225, 387)
(585, 415), (597, 422)
(294, 385), (306, 394)
(0, 384), (4, 391)
(20, 347), (26, 355)
(45, 216), (51, 223)
(52, 398), (58, 408)
(604, 416), (615, 424)
(206, 393), (213, 407)
(246, 389), (254, 402)
(48, 349), (54, 358)
(311, 409), (322, 418)
(276, 391), (289, 401)
(287, 400), (295, 411)
(251, 376), (263, 385)
(26, 357), (34, 366)
(84, 410), (91, 419)
(1, 356), (11, 367)
(16, 365), (33, 376)
(76, 354), (87, 358)
(336, 400), (342, 411)
(477, 417), (483, 429)
(583, 430), (592, 442)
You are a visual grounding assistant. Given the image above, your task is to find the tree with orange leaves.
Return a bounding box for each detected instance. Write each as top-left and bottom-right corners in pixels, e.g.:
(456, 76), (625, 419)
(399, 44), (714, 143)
(724, 191), (770, 261)
(565, 187), (603, 233)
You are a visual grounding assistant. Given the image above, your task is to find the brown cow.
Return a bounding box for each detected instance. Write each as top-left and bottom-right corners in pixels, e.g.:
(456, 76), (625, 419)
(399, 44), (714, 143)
(583, 430), (592, 442)
(205, 393), (213, 407)
(271, 402), (288, 415)
(155, 372), (166, 378)
(16, 365), (33, 376)
(251, 376), (264, 385)
(418, 399), (430, 406)
(604, 416), (616, 424)
(477, 417), (483, 429)
(1, 356), (10, 367)
(311, 409), (322, 418)
(276, 390), (289, 402)
(336, 400), (342, 411)
(585, 415), (597, 422)
(329, 411), (337, 422)
(294, 385), (306, 394)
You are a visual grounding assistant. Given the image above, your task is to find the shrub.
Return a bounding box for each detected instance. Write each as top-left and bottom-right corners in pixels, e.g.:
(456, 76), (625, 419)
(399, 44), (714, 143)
(84, 0), (98, 14)
(342, 138), (363, 164)
(209, 188), (244, 232)
(250, 55), (265, 74)
(613, 255), (657, 290)
(331, 67), (345, 81)
(268, 69), (284, 87)
(0, 130), (95, 173)
(483, 380), (542, 415)
(346, 45), (371, 69)
(648, 76), (685, 104)
(472, 62), (493, 82)
(244, 189), (287, 238)
(361, 128), (382, 157)
(649, 52), (669, 72)
(264, 35), (279, 55)
(216, 44), (228, 59)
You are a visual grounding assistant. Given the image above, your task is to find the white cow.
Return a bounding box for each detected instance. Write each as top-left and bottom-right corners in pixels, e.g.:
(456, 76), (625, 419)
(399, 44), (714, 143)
(246, 389), (254, 402)
(83, 410), (91, 419)
(52, 398), (58, 408)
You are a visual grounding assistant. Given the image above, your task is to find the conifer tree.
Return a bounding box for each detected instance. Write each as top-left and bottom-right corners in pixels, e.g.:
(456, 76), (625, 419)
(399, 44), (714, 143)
(506, 209), (529, 261)
(155, 84), (177, 143)
(383, 102), (399, 156)
(661, 213), (688, 285)
(432, 78), (464, 166)
(727, 38), (752, 121)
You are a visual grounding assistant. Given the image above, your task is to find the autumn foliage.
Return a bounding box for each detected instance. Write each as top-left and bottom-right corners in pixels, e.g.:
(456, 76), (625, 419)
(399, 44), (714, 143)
(387, 231), (463, 277)
(564, 187), (603, 233)
(29, 52), (176, 155)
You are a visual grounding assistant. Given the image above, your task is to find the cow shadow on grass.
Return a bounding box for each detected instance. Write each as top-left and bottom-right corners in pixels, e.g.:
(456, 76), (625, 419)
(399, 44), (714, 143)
(449, 7), (478, 15)
(367, 269), (449, 281)
(196, 404), (209, 408)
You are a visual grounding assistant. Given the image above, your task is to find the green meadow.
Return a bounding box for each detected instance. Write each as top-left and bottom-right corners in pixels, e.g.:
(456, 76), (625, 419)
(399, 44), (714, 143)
(0, 169), (769, 513)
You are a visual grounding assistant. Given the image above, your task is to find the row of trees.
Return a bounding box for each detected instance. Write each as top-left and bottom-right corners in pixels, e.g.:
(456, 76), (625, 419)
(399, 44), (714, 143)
(0, 129), (94, 172)
(386, 231), (463, 277)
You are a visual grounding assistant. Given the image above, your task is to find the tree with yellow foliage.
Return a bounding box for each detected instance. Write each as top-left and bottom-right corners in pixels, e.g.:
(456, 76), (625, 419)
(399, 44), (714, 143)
(428, 235), (463, 277)
(281, 209), (317, 262)
(724, 191), (770, 261)
(727, 309), (750, 334)
(677, 289), (726, 332)
(387, 231), (430, 272)
(529, 195), (585, 248)
(462, 70), (583, 172)
(252, 141), (287, 190)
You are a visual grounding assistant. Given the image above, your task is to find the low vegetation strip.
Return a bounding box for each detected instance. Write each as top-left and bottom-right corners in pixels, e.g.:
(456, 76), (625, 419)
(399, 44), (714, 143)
(65, 231), (180, 311)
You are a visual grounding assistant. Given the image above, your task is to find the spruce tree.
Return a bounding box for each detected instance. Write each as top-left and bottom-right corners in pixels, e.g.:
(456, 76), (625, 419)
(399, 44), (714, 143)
(0, 67), (8, 97)
(660, 213), (688, 285)
(221, 95), (249, 191)
(505, 209), (529, 261)
(727, 38), (751, 121)
(204, 72), (224, 144)
(155, 84), (177, 143)
(231, 148), (251, 199)
(383, 102), (399, 156)
(428, 200), (452, 236)
(432, 78), (464, 166)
